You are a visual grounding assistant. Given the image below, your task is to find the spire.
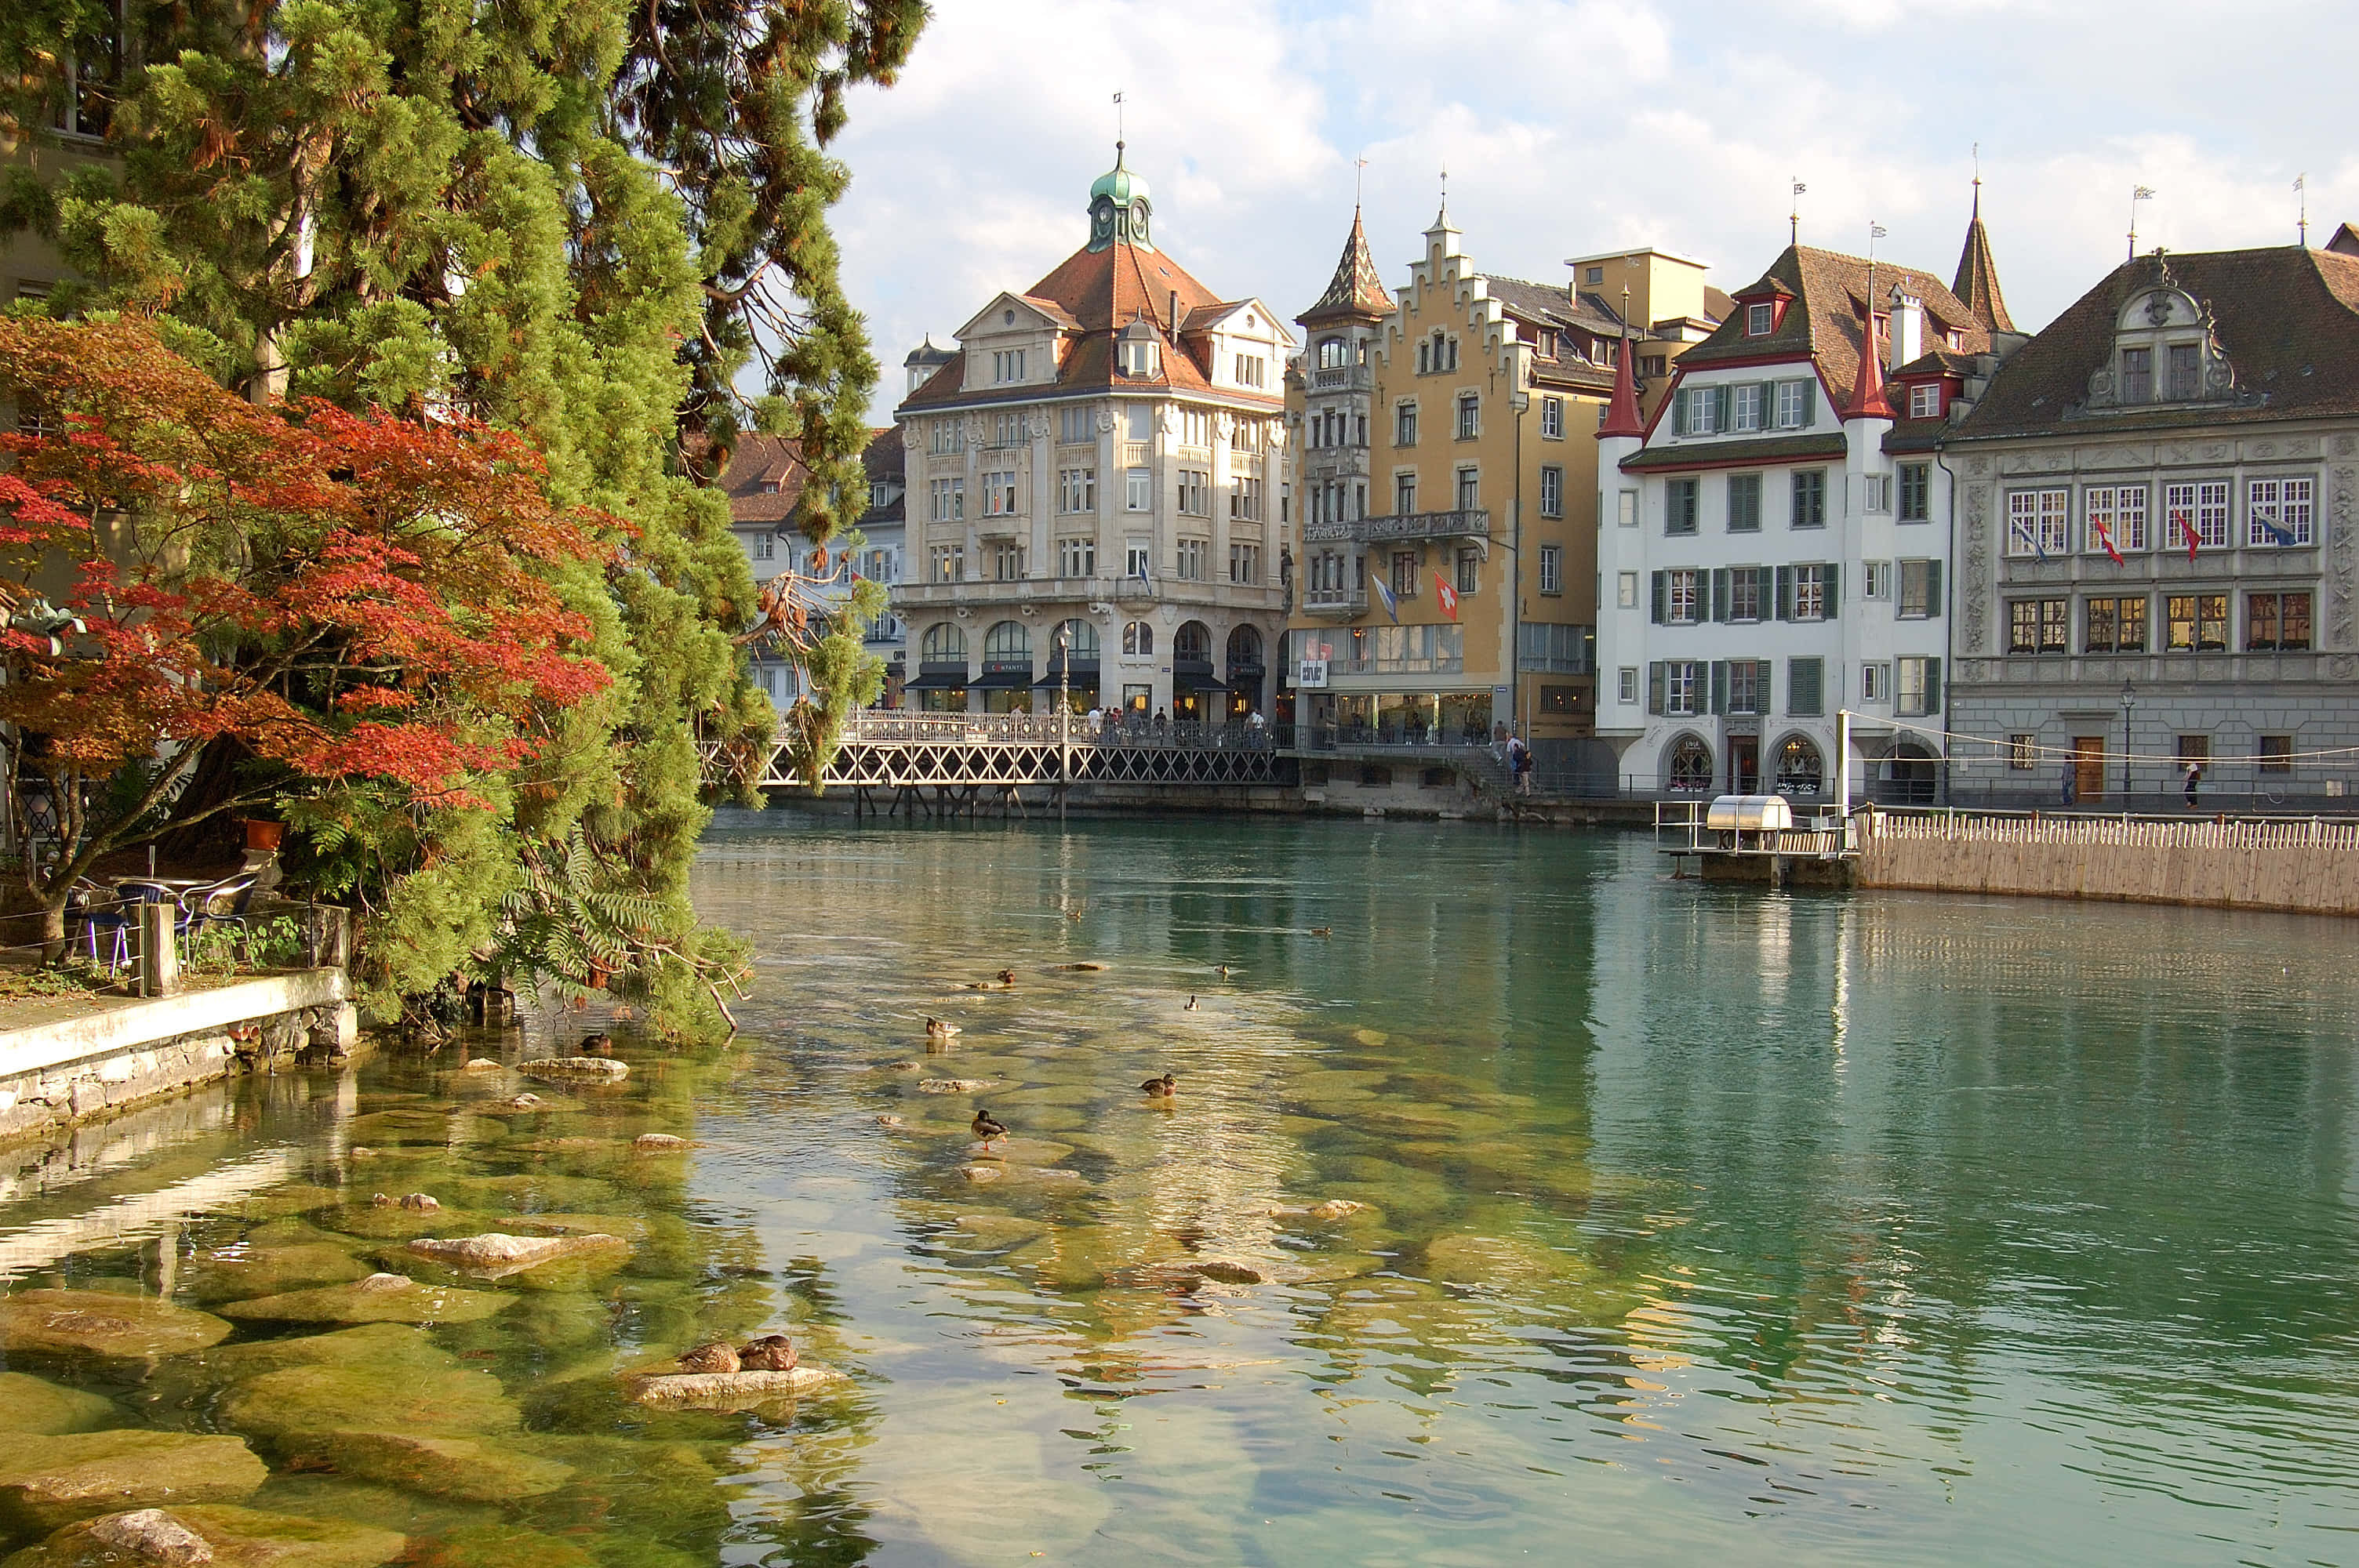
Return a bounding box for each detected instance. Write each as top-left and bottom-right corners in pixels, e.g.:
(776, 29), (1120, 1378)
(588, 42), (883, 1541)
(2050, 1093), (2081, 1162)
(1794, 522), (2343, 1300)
(1952, 184), (2015, 334)
(1844, 302), (1894, 421)
(1300, 208), (1393, 324)
(1597, 328), (1644, 439)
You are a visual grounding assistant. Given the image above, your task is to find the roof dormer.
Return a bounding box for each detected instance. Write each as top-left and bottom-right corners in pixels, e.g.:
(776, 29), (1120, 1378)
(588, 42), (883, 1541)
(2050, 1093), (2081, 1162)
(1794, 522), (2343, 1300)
(2079, 256), (2251, 414)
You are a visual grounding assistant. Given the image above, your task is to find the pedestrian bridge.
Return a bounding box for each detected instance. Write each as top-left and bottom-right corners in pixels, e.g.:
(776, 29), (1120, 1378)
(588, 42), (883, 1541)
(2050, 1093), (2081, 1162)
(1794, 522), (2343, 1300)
(750, 710), (1295, 810)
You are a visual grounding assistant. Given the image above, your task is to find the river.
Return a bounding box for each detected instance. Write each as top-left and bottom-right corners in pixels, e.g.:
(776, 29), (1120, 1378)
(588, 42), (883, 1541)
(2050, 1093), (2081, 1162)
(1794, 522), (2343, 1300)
(1, 809), (2354, 1566)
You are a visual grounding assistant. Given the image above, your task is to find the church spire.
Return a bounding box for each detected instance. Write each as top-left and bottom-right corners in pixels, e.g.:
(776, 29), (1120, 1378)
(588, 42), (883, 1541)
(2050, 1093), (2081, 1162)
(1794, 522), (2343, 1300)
(1596, 325), (1645, 440)
(1952, 183), (2015, 335)
(1299, 206), (1392, 325)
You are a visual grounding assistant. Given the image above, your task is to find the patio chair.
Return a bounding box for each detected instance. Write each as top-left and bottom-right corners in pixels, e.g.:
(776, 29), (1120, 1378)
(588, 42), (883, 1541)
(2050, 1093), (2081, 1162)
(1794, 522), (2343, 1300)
(176, 876), (257, 956)
(68, 880), (133, 974)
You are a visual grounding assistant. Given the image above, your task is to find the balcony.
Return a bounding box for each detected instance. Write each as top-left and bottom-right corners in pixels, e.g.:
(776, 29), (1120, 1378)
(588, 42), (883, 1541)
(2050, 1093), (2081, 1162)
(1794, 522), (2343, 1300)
(1302, 584), (1368, 620)
(975, 512), (1023, 541)
(1303, 508), (1491, 546)
(1310, 365), (1373, 393)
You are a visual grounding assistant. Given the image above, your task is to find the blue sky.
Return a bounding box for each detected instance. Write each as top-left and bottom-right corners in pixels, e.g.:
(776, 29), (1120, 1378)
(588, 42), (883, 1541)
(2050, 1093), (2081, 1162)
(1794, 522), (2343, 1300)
(835, 0), (2354, 422)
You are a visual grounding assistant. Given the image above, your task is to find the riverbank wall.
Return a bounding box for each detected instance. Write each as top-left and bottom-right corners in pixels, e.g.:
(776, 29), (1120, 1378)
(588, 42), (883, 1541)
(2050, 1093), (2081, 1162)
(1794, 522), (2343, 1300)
(1855, 811), (2359, 916)
(0, 968), (357, 1144)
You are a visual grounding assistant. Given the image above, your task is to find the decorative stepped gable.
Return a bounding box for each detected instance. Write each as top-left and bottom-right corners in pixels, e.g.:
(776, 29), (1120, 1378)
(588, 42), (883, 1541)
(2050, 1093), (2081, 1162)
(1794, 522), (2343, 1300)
(1299, 208), (1394, 325)
(1952, 188), (2016, 335)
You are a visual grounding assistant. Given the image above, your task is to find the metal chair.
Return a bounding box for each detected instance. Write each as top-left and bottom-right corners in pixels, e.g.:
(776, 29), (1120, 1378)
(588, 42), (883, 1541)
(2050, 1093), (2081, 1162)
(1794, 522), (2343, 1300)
(67, 880), (134, 974)
(175, 876), (256, 959)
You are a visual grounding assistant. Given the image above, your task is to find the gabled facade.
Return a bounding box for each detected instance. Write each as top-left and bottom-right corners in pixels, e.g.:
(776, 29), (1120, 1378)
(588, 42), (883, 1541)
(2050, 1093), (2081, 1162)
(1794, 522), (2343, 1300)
(1596, 208), (2014, 801)
(890, 147), (1296, 722)
(1287, 208), (1712, 778)
(1946, 243), (2359, 806)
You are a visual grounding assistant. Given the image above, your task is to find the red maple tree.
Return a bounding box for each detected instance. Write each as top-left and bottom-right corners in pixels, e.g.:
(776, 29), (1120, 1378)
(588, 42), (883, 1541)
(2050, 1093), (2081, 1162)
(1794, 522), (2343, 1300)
(1, 317), (613, 949)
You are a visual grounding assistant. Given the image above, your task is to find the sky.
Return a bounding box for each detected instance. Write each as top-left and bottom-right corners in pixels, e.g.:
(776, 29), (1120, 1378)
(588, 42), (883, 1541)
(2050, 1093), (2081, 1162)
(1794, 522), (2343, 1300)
(833, 0), (2356, 423)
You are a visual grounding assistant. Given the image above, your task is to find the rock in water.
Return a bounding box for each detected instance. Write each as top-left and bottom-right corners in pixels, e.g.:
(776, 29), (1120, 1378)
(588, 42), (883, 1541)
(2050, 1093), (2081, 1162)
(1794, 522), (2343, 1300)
(515, 1056), (629, 1083)
(675, 1341), (739, 1374)
(0, 1290), (232, 1359)
(398, 1193), (439, 1211)
(219, 1273), (511, 1325)
(1190, 1260), (1264, 1284)
(85, 1508), (213, 1564)
(460, 1058), (503, 1073)
(624, 1366), (844, 1410)
(957, 1165), (1001, 1184)
(736, 1335), (797, 1371)
(506, 1094), (543, 1109)
(0, 1372), (119, 1436)
(917, 1078), (994, 1094)
(631, 1133), (688, 1152)
(276, 1432), (573, 1503)
(405, 1232), (630, 1279)
(0, 1430), (265, 1535)
(9, 1504), (407, 1568)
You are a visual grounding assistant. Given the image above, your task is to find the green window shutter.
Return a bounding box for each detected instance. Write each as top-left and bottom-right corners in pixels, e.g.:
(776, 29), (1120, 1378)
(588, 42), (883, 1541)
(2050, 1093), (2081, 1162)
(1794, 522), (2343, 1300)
(1710, 659), (1728, 714)
(1671, 389), (1690, 437)
(1775, 564), (1792, 620)
(1651, 570), (1666, 624)
(1754, 565), (1774, 607)
(1648, 662), (1665, 714)
(1757, 660), (1775, 710)
(1925, 657), (1942, 713)
(1761, 381), (1778, 424)
(1823, 562), (1840, 619)
(1926, 558), (1943, 612)
(1710, 568), (1728, 622)
(1714, 385), (1732, 430)
(1799, 379), (1818, 427)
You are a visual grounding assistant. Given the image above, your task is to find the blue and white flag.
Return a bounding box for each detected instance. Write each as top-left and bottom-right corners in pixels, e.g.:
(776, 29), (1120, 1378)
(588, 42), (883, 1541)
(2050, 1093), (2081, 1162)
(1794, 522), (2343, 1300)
(1369, 566), (1399, 625)
(2254, 509), (2299, 546)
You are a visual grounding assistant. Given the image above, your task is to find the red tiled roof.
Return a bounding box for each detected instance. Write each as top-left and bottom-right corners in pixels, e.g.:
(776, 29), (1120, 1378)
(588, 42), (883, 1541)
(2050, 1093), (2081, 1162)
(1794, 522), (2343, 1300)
(717, 434), (811, 526)
(1299, 209), (1393, 325)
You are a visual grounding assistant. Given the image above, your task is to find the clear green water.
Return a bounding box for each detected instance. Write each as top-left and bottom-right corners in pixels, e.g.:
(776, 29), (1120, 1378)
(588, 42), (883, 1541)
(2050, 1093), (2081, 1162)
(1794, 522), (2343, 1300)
(3, 811), (2357, 1566)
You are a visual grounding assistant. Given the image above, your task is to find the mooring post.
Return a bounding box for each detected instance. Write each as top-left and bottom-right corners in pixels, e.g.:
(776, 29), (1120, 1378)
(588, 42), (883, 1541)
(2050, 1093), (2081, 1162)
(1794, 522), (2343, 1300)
(136, 902), (180, 998)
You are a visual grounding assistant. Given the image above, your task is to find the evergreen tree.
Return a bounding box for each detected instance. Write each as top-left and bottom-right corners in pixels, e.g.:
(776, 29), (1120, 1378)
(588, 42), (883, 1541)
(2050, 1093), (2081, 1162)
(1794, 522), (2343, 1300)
(0, 0), (924, 1032)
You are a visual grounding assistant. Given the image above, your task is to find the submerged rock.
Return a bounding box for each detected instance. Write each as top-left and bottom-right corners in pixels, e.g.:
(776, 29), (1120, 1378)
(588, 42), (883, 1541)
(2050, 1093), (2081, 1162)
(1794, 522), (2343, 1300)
(1270, 1199), (1370, 1221)
(404, 1232), (628, 1278)
(219, 1273), (512, 1325)
(0, 1430), (266, 1535)
(277, 1432), (572, 1503)
(221, 1356), (519, 1442)
(506, 1094), (545, 1110)
(917, 1078), (994, 1094)
(515, 1057), (628, 1083)
(85, 1508), (213, 1564)
(183, 1243), (371, 1305)
(631, 1134), (688, 1152)
(0, 1290), (232, 1359)
(398, 1193), (439, 1211)
(0, 1373), (117, 1436)
(460, 1058), (503, 1073)
(8, 1504), (406, 1568)
(392, 1523), (594, 1568)
(956, 1165), (1000, 1184)
(623, 1365), (844, 1410)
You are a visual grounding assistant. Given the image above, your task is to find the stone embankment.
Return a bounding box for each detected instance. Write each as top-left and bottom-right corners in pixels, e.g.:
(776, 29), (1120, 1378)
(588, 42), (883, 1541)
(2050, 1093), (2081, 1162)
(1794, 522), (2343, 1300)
(0, 970), (357, 1143)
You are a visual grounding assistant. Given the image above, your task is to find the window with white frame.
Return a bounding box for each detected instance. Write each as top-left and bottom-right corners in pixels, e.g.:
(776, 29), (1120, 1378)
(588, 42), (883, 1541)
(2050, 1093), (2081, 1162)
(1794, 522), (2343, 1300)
(1230, 476), (1263, 521)
(1125, 468), (1151, 511)
(1896, 656), (1941, 717)
(993, 411), (1024, 448)
(1396, 402), (1418, 445)
(2085, 484), (2148, 554)
(753, 533), (775, 561)
(1456, 394), (1480, 439)
(1791, 562), (1830, 621)
(1664, 567), (1698, 622)
(1863, 561), (1892, 600)
(1180, 409), (1212, 447)
(1617, 571), (1639, 609)
(990, 543), (1024, 581)
(1539, 465), (1562, 518)
(929, 544), (963, 583)
(1773, 379), (1812, 429)
(1457, 467), (1480, 511)
(1618, 666), (1638, 704)
(1730, 382), (1764, 432)
(1664, 660), (1703, 714)
(1860, 662), (1889, 702)
(992, 349), (1025, 383)
(2007, 488), (2069, 557)
(1177, 469), (1210, 516)
(2248, 476), (2315, 546)
(2165, 479), (2230, 550)
(981, 470), (1018, 515)
(1059, 405), (1092, 444)
(929, 477), (964, 521)
(1125, 543), (1150, 580)
(931, 419), (965, 455)
(1176, 538), (1208, 580)
(1540, 396), (1564, 438)
(1057, 467), (1096, 513)
(1746, 302), (1774, 336)
(1685, 385), (1721, 434)
(1860, 474), (1891, 514)
(1233, 354), (1266, 388)
(1908, 382), (1943, 419)
(1057, 537), (1095, 578)
(1229, 543), (1261, 584)
(1539, 544), (1564, 596)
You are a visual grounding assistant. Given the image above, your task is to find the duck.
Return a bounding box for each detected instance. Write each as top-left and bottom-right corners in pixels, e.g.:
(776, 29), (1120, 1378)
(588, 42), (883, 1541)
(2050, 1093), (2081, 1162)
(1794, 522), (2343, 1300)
(926, 1018), (961, 1040)
(1309, 927), (1332, 937)
(1183, 996), (1200, 1011)
(997, 968), (1016, 987)
(1140, 1073), (1176, 1098)
(1065, 906), (1085, 920)
(1216, 965), (1230, 979)
(971, 1108), (1009, 1152)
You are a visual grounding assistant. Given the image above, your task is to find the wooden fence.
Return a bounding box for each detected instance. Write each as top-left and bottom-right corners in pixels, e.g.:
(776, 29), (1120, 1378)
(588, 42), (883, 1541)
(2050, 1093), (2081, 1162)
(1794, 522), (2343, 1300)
(1856, 808), (2359, 916)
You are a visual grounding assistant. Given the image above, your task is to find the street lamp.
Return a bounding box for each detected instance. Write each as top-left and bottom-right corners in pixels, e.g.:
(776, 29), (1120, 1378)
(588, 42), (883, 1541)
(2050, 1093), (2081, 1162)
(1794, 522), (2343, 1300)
(2117, 678), (2135, 802)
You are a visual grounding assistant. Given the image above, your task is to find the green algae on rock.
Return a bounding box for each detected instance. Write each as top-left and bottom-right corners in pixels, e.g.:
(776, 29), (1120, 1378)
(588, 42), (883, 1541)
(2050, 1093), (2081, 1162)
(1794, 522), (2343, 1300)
(387, 1523), (596, 1567)
(184, 1243), (374, 1304)
(220, 1359), (522, 1443)
(0, 1431), (267, 1536)
(0, 1374), (118, 1437)
(277, 1433), (572, 1504)
(0, 1291), (233, 1359)
(219, 1275), (513, 1325)
(1, 1503), (408, 1568)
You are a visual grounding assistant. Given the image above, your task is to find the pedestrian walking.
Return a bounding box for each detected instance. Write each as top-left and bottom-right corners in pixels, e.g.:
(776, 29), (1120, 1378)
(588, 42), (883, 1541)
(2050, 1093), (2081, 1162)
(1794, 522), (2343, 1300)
(1509, 734), (1533, 796)
(2060, 766), (2076, 808)
(2183, 761), (2201, 809)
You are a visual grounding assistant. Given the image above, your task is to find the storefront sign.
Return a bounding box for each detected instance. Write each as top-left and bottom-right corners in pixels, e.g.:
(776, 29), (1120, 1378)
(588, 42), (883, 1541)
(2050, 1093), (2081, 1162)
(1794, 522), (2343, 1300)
(1296, 657), (1329, 689)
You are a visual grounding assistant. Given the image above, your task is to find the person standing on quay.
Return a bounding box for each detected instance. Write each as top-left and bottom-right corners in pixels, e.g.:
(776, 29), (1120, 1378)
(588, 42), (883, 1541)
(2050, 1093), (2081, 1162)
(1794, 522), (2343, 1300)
(2184, 761), (2201, 810)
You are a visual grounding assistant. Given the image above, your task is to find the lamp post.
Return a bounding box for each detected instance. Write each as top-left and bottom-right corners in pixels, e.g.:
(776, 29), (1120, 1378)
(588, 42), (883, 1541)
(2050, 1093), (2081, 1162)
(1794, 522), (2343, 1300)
(2117, 678), (2135, 803)
(1057, 625), (1070, 824)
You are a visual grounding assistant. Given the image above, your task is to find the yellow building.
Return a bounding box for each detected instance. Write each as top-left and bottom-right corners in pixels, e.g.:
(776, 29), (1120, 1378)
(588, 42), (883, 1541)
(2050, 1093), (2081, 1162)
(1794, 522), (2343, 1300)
(1287, 207), (1719, 785)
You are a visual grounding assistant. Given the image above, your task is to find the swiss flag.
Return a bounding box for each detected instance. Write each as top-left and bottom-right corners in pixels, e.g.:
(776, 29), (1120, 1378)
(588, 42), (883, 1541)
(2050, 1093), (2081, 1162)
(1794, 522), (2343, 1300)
(1434, 570), (1459, 622)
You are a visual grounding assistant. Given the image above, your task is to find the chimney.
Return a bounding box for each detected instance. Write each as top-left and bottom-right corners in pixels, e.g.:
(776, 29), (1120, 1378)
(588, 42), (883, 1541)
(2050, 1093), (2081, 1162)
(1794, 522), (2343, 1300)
(1167, 290), (1179, 332)
(1888, 287), (1923, 372)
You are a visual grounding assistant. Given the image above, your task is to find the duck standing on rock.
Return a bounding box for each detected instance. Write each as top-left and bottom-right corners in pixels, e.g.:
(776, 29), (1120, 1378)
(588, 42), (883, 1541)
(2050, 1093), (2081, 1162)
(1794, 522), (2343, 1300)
(1140, 1073), (1176, 1098)
(971, 1108), (1009, 1152)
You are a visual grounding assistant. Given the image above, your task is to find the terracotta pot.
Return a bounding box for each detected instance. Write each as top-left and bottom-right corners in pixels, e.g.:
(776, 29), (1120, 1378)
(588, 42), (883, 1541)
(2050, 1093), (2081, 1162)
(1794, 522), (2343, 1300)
(242, 818), (286, 852)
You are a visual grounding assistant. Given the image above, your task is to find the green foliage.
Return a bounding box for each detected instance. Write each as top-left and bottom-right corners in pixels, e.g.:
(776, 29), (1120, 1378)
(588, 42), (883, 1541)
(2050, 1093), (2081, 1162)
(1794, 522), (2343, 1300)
(0, 0), (925, 1032)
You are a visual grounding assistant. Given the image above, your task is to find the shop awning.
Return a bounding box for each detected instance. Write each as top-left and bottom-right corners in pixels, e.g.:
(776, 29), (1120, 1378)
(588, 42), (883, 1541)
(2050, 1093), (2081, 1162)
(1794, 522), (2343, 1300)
(900, 670), (968, 692)
(1033, 662), (1102, 689)
(970, 668), (1034, 691)
(1172, 667), (1226, 693)
(1226, 666), (1266, 693)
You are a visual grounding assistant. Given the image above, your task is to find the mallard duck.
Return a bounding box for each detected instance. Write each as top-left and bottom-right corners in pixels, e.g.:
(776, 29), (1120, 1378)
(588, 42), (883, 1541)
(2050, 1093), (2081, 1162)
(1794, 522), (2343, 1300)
(1216, 964), (1230, 979)
(1065, 907), (1085, 920)
(1140, 1073), (1176, 1098)
(1310, 927), (1332, 937)
(997, 968), (1016, 987)
(1183, 996), (1199, 1011)
(738, 1334), (797, 1371)
(926, 1018), (961, 1040)
(971, 1108), (1009, 1151)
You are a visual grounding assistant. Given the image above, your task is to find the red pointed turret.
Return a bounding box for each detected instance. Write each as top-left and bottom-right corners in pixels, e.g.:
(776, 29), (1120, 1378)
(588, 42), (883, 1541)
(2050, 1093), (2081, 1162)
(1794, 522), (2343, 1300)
(1597, 331), (1644, 439)
(1844, 307), (1894, 420)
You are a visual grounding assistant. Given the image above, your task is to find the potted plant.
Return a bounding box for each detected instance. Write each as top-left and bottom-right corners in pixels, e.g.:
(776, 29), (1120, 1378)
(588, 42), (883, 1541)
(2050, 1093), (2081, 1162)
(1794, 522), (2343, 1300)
(242, 818), (287, 853)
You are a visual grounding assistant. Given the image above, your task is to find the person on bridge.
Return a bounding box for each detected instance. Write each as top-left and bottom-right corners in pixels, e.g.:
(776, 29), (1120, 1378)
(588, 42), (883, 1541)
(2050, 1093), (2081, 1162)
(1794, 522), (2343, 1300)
(2183, 761), (2201, 809)
(1154, 708), (1168, 735)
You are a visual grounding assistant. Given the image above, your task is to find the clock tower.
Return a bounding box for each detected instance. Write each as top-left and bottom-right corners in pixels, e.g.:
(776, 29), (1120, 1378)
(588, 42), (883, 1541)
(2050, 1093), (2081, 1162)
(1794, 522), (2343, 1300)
(1086, 143), (1153, 253)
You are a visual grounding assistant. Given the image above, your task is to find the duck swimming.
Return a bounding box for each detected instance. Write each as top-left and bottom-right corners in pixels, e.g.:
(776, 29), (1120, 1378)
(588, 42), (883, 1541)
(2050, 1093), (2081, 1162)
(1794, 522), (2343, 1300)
(971, 1108), (1009, 1151)
(1140, 1073), (1176, 1098)
(1183, 996), (1200, 1011)
(926, 1018), (961, 1040)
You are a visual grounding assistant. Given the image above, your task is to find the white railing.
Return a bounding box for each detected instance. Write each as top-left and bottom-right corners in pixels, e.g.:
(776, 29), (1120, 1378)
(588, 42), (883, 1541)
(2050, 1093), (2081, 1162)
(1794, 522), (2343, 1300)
(1866, 806), (2359, 853)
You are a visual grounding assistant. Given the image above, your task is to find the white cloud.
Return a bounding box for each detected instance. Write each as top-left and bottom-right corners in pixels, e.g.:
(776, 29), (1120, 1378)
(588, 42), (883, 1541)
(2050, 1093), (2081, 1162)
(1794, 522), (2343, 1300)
(833, 0), (2359, 420)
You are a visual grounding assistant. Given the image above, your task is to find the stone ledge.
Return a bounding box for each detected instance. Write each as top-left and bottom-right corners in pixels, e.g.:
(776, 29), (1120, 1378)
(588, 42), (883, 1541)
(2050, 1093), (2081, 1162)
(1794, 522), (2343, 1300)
(0, 970), (349, 1082)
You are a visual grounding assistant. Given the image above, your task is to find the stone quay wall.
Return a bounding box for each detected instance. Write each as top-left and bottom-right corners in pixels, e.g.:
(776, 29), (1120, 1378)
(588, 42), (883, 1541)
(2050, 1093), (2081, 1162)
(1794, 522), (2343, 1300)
(1856, 810), (2359, 915)
(0, 969), (356, 1143)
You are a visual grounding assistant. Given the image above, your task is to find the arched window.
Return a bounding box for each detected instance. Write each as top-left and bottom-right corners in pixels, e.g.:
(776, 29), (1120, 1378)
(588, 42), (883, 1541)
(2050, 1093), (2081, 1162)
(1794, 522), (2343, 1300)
(982, 620), (1030, 666)
(1318, 337), (1347, 370)
(1174, 621), (1211, 661)
(1774, 736), (1823, 797)
(1226, 624), (1263, 669)
(1667, 736), (1714, 793)
(1123, 621), (1154, 657)
(1053, 618), (1100, 659)
(920, 622), (965, 663)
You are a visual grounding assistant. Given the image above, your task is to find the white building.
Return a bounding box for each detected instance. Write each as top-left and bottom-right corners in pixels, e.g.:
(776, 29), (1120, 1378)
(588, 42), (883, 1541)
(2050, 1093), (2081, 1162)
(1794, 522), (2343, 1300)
(1595, 209), (2016, 800)
(891, 147), (1295, 722)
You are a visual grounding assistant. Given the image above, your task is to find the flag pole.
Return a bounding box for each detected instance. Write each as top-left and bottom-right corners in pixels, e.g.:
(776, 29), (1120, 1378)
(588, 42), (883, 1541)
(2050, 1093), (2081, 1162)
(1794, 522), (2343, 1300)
(1835, 707), (1852, 823)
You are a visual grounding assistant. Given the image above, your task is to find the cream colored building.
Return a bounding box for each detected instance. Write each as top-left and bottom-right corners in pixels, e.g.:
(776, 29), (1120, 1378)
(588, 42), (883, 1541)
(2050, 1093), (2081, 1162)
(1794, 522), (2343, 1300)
(891, 148), (1294, 723)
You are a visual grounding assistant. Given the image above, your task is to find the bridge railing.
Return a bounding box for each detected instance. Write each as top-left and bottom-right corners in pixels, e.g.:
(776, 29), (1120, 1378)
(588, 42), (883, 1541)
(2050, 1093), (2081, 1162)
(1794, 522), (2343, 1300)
(839, 710), (1282, 753)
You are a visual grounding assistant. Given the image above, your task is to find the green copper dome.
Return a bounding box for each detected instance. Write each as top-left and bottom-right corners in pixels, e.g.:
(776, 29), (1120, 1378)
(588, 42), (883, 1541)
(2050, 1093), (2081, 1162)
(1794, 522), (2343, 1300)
(1086, 143), (1154, 252)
